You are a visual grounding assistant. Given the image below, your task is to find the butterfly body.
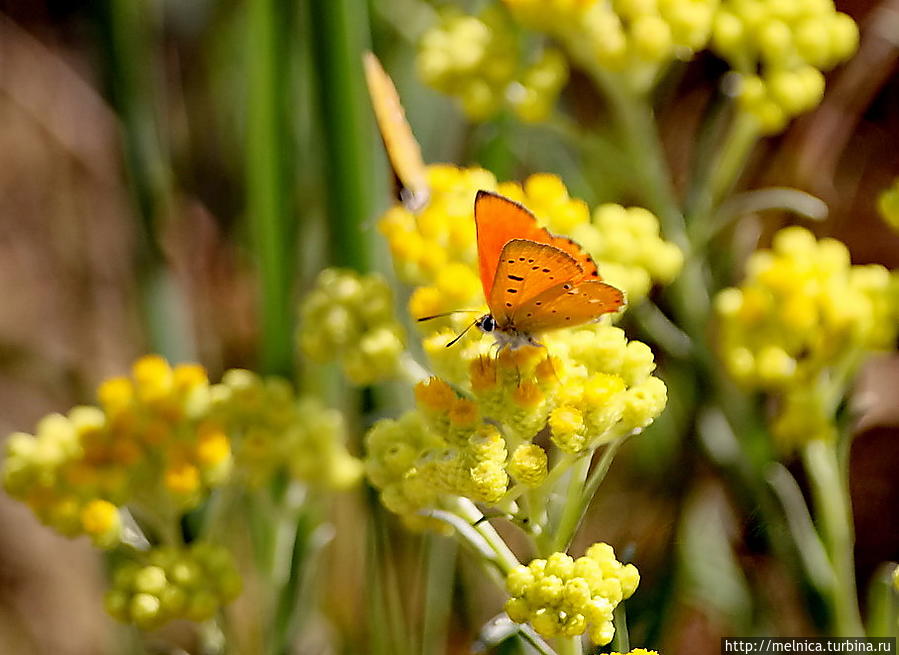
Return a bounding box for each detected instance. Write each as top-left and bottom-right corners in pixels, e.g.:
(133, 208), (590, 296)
(474, 312), (542, 351)
(472, 191), (625, 351)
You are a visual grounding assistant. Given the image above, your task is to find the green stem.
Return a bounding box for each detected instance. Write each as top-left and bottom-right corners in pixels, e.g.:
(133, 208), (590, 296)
(247, 0), (295, 377)
(865, 563), (898, 638)
(542, 439), (625, 556)
(802, 439), (865, 636)
(452, 498), (521, 575)
(630, 301), (693, 360)
(308, 0), (374, 271)
(765, 463), (833, 594)
(97, 0), (170, 253)
(544, 454), (592, 556)
(556, 635), (583, 655)
(580, 438), (626, 509)
(518, 626), (561, 655)
(97, 0), (195, 359)
(589, 69), (687, 249)
(421, 536), (456, 655)
(611, 602), (630, 653)
(685, 111), (760, 231)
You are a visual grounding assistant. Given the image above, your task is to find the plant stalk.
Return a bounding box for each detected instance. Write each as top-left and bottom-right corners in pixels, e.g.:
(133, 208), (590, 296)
(247, 0), (295, 377)
(802, 439), (865, 636)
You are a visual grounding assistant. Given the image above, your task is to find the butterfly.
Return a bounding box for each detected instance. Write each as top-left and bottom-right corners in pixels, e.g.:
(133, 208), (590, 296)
(363, 52), (430, 212)
(465, 190), (625, 350)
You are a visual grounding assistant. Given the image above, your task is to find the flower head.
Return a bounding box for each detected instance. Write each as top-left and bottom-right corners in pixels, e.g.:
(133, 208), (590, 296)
(210, 369), (362, 489)
(3, 356), (226, 546)
(299, 268), (405, 385)
(105, 542), (241, 629)
(716, 226), (899, 448)
(503, 0), (719, 89)
(711, 0), (858, 133)
(3, 356), (362, 548)
(505, 543), (639, 644)
(418, 7), (568, 122)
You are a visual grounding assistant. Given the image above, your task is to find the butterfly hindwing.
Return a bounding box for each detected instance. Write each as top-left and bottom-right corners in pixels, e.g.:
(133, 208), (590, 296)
(363, 52), (429, 209)
(475, 191), (599, 299)
(488, 240), (584, 324)
(512, 280), (624, 333)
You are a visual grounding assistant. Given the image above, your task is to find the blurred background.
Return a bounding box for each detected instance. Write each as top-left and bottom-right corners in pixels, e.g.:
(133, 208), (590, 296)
(1, 0), (898, 653)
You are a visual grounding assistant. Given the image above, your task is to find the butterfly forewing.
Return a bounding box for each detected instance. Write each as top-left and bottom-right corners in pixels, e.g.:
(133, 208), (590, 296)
(363, 52), (429, 208)
(475, 191), (599, 299)
(512, 280), (624, 332)
(488, 240), (584, 324)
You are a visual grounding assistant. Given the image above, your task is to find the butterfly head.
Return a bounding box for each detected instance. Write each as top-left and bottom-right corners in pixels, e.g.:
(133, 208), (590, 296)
(475, 314), (496, 334)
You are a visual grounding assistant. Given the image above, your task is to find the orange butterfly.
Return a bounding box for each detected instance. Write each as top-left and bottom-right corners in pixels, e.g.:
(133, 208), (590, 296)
(467, 190), (624, 350)
(363, 52), (430, 211)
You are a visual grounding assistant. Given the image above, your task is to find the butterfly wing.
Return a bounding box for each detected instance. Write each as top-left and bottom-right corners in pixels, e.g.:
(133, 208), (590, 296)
(511, 280), (624, 333)
(475, 190), (599, 300)
(488, 239), (585, 324)
(363, 52), (430, 209)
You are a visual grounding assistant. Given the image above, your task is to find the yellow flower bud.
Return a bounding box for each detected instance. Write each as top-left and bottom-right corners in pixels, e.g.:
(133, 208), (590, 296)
(508, 443), (549, 486)
(165, 462), (200, 496)
(415, 377), (458, 413)
(81, 499), (121, 547)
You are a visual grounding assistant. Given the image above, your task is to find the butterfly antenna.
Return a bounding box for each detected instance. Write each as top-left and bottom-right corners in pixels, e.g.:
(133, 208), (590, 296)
(445, 319), (479, 348)
(417, 310), (481, 322)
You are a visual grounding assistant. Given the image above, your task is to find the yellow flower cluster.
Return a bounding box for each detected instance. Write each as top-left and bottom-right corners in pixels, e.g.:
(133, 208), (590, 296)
(716, 226), (899, 447)
(382, 168), (681, 341)
(547, 327), (668, 453)
(502, 0), (719, 87)
(505, 544), (639, 644)
(878, 177), (899, 232)
(417, 8), (568, 122)
(365, 376), (518, 531)
(299, 268), (405, 385)
(591, 203), (684, 300)
(210, 369), (362, 489)
(711, 0), (858, 133)
(365, 329), (667, 525)
(3, 356), (230, 546)
(105, 542), (241, 629)
(3, 356), (364, 547)
(612, 650), (660, 655)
